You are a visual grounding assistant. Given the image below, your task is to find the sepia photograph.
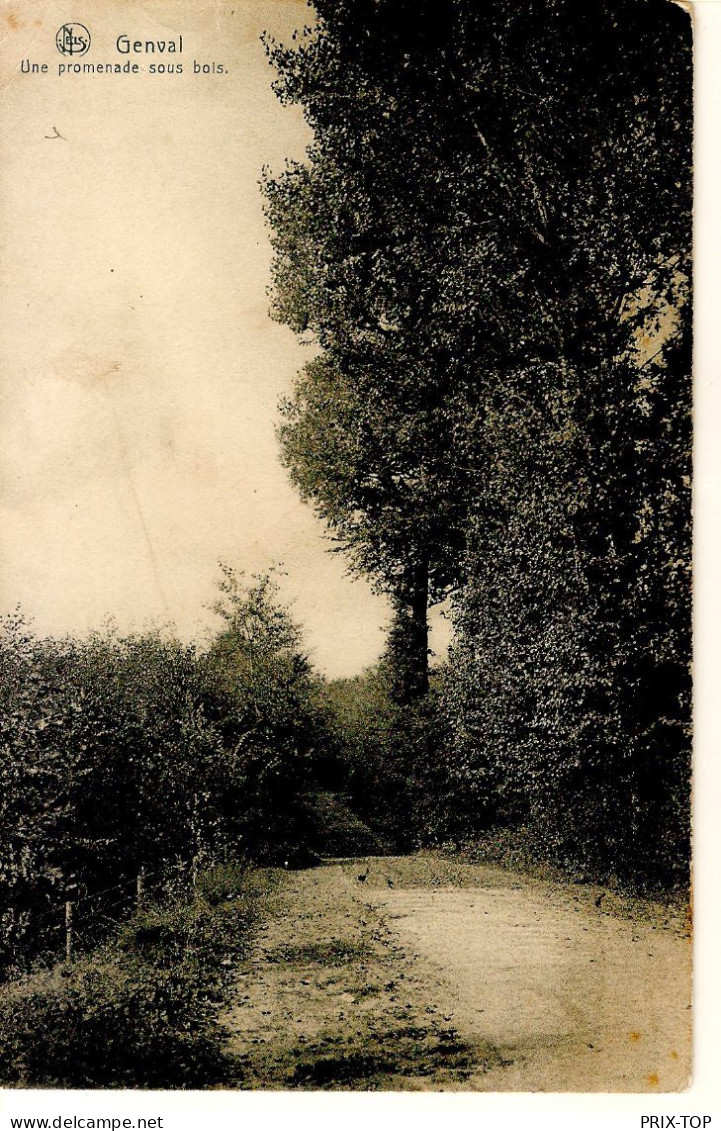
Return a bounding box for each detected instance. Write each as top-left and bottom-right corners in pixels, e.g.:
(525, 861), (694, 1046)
(0, 0), (694, 1095)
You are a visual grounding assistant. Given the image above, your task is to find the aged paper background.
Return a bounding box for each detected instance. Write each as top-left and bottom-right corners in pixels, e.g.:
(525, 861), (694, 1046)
(0, 0), (457, 678)
(0, 0), (718, 1118)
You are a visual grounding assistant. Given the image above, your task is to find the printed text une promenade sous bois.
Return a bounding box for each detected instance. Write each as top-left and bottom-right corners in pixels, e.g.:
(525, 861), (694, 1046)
(21, 35), (224, 76)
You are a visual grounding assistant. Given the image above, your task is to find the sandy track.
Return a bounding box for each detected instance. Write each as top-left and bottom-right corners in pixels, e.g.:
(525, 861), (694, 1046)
(223, 854), (691, 1091)
(380, 880), (691, 1091)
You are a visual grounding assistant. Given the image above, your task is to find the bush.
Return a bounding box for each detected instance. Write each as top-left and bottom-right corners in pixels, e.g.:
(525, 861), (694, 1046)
(0, 568), (331, 975)
(0, 961), (228, 1089)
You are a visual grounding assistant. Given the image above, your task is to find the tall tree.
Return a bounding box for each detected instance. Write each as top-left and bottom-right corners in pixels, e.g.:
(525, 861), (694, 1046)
(262, 0), (690, 708)
(262, 1), (483, 699)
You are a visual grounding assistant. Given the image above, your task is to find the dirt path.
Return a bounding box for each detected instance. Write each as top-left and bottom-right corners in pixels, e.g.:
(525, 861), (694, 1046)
(222, 854), (691, 1091)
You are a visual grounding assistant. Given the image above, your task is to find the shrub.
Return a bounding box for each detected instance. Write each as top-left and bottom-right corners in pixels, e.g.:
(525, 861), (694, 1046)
(0, 568), (330, 975)
(0, 960), (228, 1089)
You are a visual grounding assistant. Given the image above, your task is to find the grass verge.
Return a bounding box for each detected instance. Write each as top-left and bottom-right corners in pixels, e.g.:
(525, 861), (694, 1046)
(0, 863), (280, 1089)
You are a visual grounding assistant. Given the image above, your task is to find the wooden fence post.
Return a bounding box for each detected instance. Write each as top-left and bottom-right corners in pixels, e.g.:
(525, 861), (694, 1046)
(136, 868), (145, 907)
(65, 900), (73, 964)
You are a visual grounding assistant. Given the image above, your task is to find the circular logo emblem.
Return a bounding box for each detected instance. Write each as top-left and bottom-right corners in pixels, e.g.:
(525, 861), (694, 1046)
(56, 23), (91, 56)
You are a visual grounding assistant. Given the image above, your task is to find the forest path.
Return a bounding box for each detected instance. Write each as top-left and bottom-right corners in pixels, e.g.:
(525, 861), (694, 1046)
(222, 853), (691, 1091)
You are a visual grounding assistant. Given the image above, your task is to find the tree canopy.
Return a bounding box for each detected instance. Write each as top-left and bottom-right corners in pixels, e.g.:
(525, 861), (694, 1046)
(263, 0), (690, 703)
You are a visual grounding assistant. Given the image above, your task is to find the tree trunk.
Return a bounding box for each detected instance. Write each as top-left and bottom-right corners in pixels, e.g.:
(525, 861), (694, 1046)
(387, 559), (430, 705)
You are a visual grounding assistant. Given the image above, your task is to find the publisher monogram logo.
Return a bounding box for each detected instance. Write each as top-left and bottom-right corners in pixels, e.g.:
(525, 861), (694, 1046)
(55, 23), (91, 56)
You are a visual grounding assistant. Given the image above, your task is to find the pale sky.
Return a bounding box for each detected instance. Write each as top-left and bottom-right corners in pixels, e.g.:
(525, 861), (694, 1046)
(0, 0), (452, 675)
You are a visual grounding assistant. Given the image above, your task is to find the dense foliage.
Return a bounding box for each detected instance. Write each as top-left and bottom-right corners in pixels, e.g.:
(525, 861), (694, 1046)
(262, 0), (690, 706)
(444, 342), (691, 886)
(320, 666), (455, 850)
(0, 3), (692, 993)
(264, 0), (692, 887)
(0, 572), (324, 976)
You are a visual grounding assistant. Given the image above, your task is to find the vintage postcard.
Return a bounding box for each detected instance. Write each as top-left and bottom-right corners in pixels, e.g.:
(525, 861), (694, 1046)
(0, 0), (696, 1099)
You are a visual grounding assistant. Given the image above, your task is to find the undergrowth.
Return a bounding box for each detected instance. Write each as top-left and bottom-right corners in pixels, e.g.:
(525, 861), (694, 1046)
(0, 863), (280, 1089)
